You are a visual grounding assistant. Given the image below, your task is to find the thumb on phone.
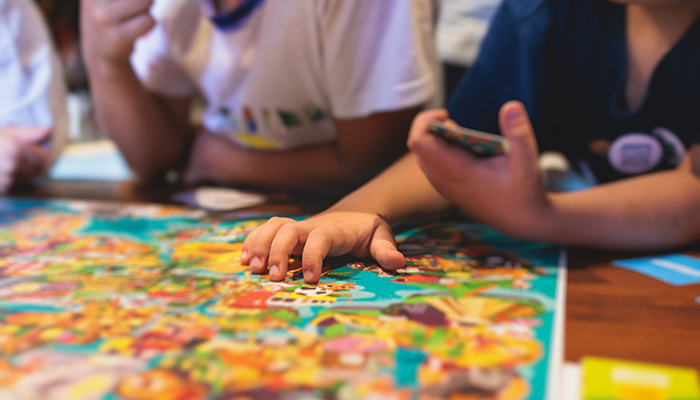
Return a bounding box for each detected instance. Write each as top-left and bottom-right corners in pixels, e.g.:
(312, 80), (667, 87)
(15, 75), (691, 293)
(498, 101), (539, 168)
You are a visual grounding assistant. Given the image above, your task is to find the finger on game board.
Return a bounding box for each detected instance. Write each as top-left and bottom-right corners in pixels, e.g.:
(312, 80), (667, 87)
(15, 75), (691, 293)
(266, 223), (305, 281)
(248, 217), (296, 274)
(301, 228), (336, 283)
(370, 224), (406, 270)
(240, 225), (262, 265)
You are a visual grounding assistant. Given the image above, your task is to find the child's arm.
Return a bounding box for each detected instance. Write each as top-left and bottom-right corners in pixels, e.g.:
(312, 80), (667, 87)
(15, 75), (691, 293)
(409, 101), (700, 250)
(242, 104), (700, 283)
(81, 0), (194, 182)
(540, 157), (700, 249)
(182, 106), (422, 192)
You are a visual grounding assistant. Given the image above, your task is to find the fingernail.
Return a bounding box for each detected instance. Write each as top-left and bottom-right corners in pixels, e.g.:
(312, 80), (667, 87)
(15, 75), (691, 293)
(269, 265), (279, 276)
(241, 251), (248, 261)
(250, 256), (261, 269)
(505, 107), (523, 126)
(304, 269), (315, 282)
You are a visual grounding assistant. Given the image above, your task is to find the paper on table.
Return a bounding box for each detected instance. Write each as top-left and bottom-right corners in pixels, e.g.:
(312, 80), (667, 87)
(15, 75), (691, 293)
(563, 363), (582, 400)
(174, 187), (266, 211)
(612, 254), (700, 286)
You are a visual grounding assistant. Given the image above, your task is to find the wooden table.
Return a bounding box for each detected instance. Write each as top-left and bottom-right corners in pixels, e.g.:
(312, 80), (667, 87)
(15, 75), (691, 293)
(567, 248), (700, 371)
(9, 179), (700, 372)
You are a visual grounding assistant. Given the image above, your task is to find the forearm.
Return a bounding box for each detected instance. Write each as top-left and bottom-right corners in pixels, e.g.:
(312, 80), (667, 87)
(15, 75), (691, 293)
(191, 133), (409, 193)
(86, 59), (192, 181)
(329, 153), (453, 223)
(203, 144), (365, 190)
(533, 169), (700, 250)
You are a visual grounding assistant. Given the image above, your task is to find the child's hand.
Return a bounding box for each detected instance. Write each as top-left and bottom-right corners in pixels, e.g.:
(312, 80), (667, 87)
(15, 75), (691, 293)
(81, 0), (155, 64)
(241, 212), (406, 283)
(408, 102), (551, 239)
(0, 127), (51, 193)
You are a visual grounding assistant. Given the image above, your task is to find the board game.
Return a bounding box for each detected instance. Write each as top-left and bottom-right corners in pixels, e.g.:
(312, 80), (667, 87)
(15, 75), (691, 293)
(0, 198), (566, 400)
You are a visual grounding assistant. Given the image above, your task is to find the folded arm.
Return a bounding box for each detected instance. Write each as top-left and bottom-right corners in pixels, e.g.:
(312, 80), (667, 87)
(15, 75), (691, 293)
(82, 0), (195, 182)
(86, 61), (194, 182)
(184, 106), (422, 192)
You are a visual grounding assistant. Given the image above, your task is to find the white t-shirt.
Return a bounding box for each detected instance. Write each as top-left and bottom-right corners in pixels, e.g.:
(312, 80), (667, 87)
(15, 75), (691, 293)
(131, 0), (439, 151)
(437, 0), (503, 66)
(0, 0), (68, 161)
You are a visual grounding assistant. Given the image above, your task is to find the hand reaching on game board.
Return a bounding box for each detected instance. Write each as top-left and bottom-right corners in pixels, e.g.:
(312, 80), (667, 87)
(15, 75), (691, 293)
(241, 212), (407, 284)
(0, 127), (51, 193)
(408, 101), (552, 240)
(241, 111), (456, 283)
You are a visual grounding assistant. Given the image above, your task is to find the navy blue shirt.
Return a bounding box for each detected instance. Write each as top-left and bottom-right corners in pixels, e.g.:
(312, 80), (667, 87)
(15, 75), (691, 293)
(448, 0), (700, 184)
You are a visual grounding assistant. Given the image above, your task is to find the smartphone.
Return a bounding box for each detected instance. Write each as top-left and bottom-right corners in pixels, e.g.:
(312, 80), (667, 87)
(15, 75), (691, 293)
(427, 120), (510, 157)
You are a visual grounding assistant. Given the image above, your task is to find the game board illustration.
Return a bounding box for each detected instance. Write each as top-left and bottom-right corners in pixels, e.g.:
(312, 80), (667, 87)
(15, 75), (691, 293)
(0, 198), (565, 400)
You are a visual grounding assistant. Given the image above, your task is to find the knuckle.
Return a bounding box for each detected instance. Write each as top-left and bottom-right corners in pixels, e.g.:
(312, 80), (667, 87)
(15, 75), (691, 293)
(250, 241), (267, 254)
(320, 224), (343, 238)
(91, 7), (109, 25)
(267, 216), (284, 225)
(417, 110), (433, 121)
(145, 16), (156, 30)
(276, 223), (299, 236)
(136, 14), (155, 31)
(306, 228), (326, 241)
(268, 217), (294, 225)
(268, 250), (288, 263)
(301, 256), (320, 270)
(250, 240), (270, 258)
(407, 135), (422, 152)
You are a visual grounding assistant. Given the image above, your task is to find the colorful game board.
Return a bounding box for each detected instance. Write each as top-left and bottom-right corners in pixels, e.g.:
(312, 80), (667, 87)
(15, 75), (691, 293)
(0, 198), (566, 400)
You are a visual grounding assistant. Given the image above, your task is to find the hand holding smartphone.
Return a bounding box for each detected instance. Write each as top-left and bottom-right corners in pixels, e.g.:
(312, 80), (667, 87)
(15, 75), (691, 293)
(427, 120), (510, 157)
